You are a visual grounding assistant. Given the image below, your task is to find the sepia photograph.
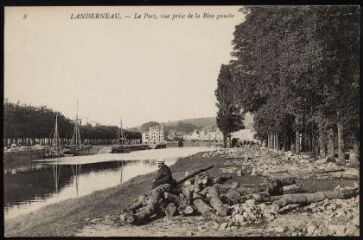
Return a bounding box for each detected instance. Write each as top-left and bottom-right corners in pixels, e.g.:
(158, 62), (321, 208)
(3, 4), (360, 237)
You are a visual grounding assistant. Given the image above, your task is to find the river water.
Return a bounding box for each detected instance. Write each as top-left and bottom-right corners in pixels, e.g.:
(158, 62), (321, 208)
(4, 146), (214, 220)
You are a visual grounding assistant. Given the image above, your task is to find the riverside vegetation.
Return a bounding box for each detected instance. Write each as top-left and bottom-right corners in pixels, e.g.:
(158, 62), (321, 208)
(4, 100), (141, 145)
(215, 6), (360, 162)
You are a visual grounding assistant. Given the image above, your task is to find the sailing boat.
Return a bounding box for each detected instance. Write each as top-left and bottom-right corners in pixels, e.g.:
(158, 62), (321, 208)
(64, 100), (92, 156)
(111, 118), (130, 153)
(45, 113), (65, 158)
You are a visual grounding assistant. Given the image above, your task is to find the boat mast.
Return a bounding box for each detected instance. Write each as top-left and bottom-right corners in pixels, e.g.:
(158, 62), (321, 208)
(116, 122), (120, 145)
(120, 118), (124, 145)
(74, 99), (82, 148)
(54, 113), (59, 154)
(76, 100), (78, 147)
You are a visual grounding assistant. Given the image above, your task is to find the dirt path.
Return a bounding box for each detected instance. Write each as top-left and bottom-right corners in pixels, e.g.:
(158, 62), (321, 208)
(76, 209), (359, 237)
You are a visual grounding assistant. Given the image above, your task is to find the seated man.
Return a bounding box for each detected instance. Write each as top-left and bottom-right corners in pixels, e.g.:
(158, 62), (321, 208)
(152, 160), (174, 189)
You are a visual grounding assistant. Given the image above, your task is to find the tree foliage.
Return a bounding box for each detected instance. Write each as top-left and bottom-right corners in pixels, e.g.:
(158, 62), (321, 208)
(4, 101), (141, 141)
(215, 64), (245, 147)
(228, 5), (359, 154)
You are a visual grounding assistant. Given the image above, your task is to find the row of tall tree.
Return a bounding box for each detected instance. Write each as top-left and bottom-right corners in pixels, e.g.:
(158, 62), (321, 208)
(4, 101), (141, 142)
(216, 6), (359, 162)
(215, 64), (245, 147)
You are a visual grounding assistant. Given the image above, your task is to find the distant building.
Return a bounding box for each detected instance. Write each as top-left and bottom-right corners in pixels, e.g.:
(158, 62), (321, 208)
(142, 123), (164, 144)
(167, 129), (177, 141)
(231, 128), (259, 143)
(167, 130), (186, 141)
(212, 129), (224, 142)
(183, 128), (223, 142)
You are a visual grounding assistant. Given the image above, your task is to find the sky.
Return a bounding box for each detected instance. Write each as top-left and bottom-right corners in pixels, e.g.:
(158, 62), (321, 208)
(5, 6), (245, 128)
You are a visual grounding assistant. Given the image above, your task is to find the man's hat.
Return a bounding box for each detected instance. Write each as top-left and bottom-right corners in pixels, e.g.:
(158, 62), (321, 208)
(157, 159), (165, 165)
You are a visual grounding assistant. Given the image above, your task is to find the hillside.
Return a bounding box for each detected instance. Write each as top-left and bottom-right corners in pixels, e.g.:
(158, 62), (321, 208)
(163, 117), (216, 128)
(164, 113), (254, 129)
(132, 113), (254, 132)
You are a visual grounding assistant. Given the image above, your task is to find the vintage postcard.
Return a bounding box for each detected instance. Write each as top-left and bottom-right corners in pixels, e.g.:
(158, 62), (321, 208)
(3, 5), (360, 237)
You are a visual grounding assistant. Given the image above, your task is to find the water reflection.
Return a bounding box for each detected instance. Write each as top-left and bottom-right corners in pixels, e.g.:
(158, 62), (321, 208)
(4, 147), (213, 220)
(52, 163), (61, 194)
(71, 165), (81, 197)
(4, 160), (169, 219)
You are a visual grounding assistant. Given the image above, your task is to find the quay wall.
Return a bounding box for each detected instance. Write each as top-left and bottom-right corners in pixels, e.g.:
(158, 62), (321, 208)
(3, 149), (46, 162)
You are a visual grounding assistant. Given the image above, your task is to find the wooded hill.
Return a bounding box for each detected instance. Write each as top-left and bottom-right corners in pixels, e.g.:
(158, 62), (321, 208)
(164, 115), (254, 130)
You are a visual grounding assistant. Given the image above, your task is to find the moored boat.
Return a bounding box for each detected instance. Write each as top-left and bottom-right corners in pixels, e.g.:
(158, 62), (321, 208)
(148, 142), (167, 149)
(45, 113), (65, 158)
(111, 118), (130, 153)
(63, 100), (92, 156)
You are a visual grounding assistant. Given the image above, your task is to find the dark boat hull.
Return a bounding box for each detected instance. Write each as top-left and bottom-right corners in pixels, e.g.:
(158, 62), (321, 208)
(149, 143), (167, 149)
(111, 146), (130, 153)
(44, 153), (65, 158)
(110, 144), (150, 153)
(63, 145), (92, 156)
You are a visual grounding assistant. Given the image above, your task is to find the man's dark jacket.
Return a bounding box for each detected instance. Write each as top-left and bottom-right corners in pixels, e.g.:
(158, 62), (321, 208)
(152, 164), (174, 189)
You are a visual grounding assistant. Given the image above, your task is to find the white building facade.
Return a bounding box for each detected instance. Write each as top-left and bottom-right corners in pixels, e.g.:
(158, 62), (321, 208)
(183, 129), (224, 142)
(142, 123), (164, 144)
(231, 128), (259, 143)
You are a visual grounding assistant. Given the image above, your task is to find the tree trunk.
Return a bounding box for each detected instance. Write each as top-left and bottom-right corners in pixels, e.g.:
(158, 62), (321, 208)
(337, 122), (345, 164)
(349, 142), (359, 166)
(177, 194), (194, 216)
(295, 131), (300, 155)
(278, 204), (301, 214)
(235, 186), (264, 196)
(129, 184), (172, 224)
(318, 127), (326, 159)
(155, 199), (168, 217)
(176, 165), (215, 186)
(245, 191), (270, 202)
(220, 190), (242, 205)
(263, 176), (296, 195)
(211, 175), (232, 185)
(262, 139), (266, 147)
(311, 135), (318, 159)
(127, 194), (148, 212)
(181, 186), (193, 205)
(283, 136), (288, 151)
(282, 184), (303, 194)
(193, 175), (201, 191)
(327, 128), (335, 159)
(207, 186), (228, 217)
(192, 192), (219, 220)
(213, 184), (232, 194)
(223, 134), (227, 148)
(268, 176), (297, 186)
(272, 133), (275, 150)
(198, 187), (209, 197)
(274, 187), (359, 208)
(164, 192), (178, 203)
(164, 203), (177, 218)
(201, 175), (212, 187)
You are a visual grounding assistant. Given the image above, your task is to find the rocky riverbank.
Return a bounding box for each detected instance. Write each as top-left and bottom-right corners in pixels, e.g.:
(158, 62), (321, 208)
(5, 146), (359, 237)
